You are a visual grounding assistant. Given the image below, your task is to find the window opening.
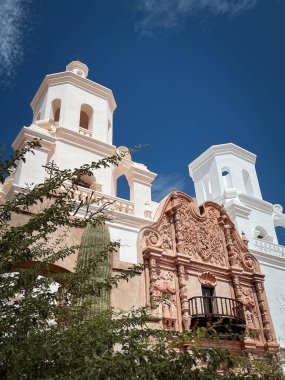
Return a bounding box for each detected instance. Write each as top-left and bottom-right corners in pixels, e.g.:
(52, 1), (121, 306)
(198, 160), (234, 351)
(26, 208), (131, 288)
(80, 111), (89, 129)
(221, 168), (233, 188)
(242, 170), (253, 196)
(116, 175), (130, 200)
(51, 99), (61, 123)
(202, 286), (214, 315)
(79, 104), (93, 130)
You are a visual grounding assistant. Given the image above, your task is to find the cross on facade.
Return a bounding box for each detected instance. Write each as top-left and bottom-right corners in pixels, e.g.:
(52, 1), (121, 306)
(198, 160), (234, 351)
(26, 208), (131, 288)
(42, 160), (60, 179)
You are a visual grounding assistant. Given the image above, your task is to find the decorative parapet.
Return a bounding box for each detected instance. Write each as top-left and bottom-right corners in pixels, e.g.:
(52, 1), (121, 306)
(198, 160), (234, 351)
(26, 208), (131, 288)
(71, 186), (135, 215)
(251, 238), (285, 259)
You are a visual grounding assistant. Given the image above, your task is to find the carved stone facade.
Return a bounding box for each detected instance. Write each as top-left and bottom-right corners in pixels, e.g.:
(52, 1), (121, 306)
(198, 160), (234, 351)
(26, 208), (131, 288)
(139, 191), (278, 351)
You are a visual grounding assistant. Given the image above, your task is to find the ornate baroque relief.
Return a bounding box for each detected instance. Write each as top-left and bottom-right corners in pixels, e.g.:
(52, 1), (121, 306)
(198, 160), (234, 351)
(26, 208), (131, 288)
(138, 191), (276, 346)
(153, 269), (178, 330)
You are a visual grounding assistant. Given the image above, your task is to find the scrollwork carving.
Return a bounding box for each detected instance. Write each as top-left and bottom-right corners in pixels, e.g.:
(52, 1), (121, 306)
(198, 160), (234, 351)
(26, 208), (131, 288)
(158, 215), (173, 252)
(143, 229), (163, 249)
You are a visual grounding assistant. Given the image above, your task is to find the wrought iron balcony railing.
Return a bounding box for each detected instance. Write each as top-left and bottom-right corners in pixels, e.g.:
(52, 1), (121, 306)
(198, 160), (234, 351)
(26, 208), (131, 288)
(189, 296), (245, 322)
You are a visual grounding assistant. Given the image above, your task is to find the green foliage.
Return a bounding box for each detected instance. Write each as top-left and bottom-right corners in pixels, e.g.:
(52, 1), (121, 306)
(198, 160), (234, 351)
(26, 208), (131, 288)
(0, 141), (284, 380)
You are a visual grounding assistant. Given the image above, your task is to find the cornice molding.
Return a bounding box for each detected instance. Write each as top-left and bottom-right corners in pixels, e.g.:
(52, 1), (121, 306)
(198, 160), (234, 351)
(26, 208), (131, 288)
(224, 200), (252, 219)
(31, 71), (117, 113)
(128, 165), (157, 185)
(238, 193), (273, 214)
(55, 127), (116, 157)
(189, 143), (256, 178)
(250, 249), (285, 271)
(12, 126), (55, 153)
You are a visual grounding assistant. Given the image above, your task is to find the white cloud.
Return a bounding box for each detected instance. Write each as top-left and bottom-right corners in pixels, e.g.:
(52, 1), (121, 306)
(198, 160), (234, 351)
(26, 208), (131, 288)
(152, 173), (186, 201)
(0, 0), (31, 86)
(136, 0), (257, 32)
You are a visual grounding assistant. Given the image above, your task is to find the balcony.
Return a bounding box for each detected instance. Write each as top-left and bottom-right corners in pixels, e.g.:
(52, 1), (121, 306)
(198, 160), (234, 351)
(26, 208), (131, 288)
(189, 296), (245, 335)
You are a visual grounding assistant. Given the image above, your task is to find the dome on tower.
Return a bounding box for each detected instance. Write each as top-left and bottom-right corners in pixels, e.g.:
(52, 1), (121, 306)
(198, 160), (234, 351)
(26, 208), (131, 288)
(66, 60), (89, 78)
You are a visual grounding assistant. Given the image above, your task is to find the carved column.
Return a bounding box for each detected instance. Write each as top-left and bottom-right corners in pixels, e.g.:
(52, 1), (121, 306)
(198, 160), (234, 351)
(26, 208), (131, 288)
(224, 225), (238, 267)
(149, 256), (158, 308)
(254, 280), (274, 342)
(177, 263), (190, 330)
(232, 275), (242, 302)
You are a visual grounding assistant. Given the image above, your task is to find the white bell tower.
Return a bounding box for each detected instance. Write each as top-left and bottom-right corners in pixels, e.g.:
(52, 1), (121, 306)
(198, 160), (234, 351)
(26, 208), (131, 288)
(1, 61), (158, 264)
(30, 60), (115, 144)
(188, 143), (280, 244)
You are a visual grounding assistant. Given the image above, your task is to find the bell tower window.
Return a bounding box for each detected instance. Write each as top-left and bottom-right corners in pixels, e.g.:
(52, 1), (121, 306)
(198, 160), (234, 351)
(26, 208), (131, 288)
(51, 99), (61, 123)
(79, 104), (93, 130)
(221, 168), (233, 188)
(242, 169), (254, 196)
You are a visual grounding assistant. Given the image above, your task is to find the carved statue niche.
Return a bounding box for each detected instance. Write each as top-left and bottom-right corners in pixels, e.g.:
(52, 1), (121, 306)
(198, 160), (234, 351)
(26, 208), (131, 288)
(153, 270), (178, 330)
(241, 287), (259, 331)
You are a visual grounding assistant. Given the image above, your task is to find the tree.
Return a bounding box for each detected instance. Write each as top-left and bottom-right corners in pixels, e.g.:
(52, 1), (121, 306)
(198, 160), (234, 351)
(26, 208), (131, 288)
(0, 141), (284, 380)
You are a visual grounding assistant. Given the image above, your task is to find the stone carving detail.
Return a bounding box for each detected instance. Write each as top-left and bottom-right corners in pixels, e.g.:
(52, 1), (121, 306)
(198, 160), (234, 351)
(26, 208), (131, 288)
(241, 287), (259, 330)
(254, 281), (274, 342)
(143, 229), (162, 248)
(202, 207), (225, 266)
(224, 226), (242, 268)
(149, 257), (158, 308)
(174, 200), (226, 266)
(177, 264), (190, 330)
(153, 270), (177, 330)
(242, 254), (257, 272)
(158, 215), (173, 253)
(174, 203), (199, 258)
(198, 272), (217, 288)
(232, 275), (242, 301)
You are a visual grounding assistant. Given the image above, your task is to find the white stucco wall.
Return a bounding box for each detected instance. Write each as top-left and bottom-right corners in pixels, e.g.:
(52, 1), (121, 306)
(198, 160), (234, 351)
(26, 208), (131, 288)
(108, 224), (140, 264)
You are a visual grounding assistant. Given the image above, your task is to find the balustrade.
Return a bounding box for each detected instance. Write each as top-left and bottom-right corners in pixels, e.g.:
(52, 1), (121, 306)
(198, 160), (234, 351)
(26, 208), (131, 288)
(189, 296), (245, 321)
(251, 238), (285, 258)
(71, 186), (134, 215)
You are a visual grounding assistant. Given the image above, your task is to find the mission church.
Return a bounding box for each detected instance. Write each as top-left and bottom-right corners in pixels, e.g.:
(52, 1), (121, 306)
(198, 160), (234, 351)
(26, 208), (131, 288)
(1, 61), (285, 354)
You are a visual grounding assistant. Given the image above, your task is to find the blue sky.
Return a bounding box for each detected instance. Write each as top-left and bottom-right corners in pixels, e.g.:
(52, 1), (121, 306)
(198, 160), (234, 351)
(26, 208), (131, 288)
(1, 1), (285, 222)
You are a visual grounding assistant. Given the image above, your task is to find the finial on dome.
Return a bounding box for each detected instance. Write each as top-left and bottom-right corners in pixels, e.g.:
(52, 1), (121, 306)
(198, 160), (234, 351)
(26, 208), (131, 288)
(66, 60), (89, 78)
